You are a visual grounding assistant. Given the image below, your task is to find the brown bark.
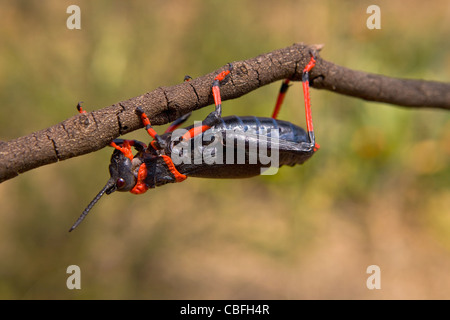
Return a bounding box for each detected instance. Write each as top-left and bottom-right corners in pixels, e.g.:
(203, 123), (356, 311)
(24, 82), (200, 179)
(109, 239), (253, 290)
(1, 43), (449, 183)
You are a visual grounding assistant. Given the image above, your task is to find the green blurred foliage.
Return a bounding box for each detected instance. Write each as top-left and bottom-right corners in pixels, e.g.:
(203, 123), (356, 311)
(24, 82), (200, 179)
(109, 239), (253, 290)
(0, 0), (449, 299)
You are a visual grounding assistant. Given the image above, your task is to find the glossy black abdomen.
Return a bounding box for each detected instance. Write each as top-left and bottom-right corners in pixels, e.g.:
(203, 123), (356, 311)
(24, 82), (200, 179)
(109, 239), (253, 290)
(168, 115), (315, 179)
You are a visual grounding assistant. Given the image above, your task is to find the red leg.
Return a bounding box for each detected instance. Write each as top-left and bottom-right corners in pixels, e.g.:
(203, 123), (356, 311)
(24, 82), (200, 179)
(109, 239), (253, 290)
(160, 155), (187, 182)
(181, 125), (212, 141)
(137, 108), (159, 139)
(109, 140), (135, 161)
(136, 107), (165, 149)
(302, 55), (315, 135)
(271, 79), (290, 119)
(181, 65), (232, 141)
(164, 112), (192, 133)
(301, 53), (319, 151)
(76, 102), (86, 114)
(109, 139), (148, 160)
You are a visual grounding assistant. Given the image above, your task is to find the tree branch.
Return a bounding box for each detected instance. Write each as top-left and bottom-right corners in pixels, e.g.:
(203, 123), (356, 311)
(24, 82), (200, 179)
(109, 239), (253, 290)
(1, 42), (449, 183)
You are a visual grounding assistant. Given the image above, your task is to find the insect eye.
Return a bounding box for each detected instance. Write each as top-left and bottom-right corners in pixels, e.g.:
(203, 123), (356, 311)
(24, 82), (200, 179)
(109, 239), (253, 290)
(116, 178), (126, 189)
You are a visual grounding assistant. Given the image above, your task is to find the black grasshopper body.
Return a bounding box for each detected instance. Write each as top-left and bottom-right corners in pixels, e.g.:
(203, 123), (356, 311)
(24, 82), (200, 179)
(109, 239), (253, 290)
(119, 115), (315, 188)
(70, 52), (318, 231)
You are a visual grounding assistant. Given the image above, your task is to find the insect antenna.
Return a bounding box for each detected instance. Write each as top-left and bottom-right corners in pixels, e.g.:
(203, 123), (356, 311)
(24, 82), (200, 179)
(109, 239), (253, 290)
(69, 179), (116, 232)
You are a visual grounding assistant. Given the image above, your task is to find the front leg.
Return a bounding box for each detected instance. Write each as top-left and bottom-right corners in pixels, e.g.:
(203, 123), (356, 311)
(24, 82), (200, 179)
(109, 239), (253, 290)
(109, 139), (147, 161)
(136, 107), (166, 150)
(182, 64), (233, 141)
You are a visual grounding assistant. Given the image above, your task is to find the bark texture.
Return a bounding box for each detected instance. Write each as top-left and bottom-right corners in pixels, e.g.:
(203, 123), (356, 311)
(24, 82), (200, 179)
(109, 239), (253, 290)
(1, 43), (449, 183)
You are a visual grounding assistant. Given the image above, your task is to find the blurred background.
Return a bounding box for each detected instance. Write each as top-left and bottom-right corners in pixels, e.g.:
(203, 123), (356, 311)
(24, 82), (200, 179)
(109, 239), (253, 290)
(0, 0), (449, 299)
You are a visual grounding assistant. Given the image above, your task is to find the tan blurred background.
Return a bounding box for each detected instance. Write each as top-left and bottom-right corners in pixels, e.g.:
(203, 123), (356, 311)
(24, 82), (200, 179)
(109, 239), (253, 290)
(0, 0), (449, 299)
